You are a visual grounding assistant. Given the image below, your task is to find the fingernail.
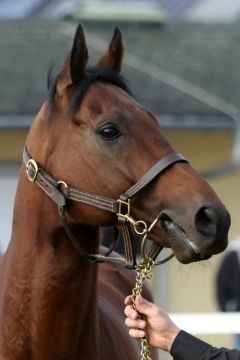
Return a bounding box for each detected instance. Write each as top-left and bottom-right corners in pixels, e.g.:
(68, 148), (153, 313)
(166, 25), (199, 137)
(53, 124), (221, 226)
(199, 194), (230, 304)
(138, 295), (143, 304)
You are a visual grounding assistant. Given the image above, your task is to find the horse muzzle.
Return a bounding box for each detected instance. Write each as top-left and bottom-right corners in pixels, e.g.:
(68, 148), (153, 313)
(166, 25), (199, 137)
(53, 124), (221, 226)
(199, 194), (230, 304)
(154, 206), (231, 264)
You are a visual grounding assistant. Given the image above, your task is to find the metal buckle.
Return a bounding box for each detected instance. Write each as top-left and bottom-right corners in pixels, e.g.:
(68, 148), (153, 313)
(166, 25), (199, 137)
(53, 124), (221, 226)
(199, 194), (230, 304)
(117, 199), (130, 217)
(117, 199), (148, 235)
(26, 159), (38, 182)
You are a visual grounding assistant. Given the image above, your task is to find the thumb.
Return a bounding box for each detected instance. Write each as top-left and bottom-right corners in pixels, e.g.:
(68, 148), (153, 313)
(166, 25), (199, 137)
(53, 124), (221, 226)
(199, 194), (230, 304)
(135, 295), (155, 317)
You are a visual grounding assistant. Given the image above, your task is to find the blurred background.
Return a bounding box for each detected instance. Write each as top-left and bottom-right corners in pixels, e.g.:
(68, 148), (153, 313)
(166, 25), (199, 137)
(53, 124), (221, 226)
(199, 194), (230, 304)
(1, 0), (240, 358)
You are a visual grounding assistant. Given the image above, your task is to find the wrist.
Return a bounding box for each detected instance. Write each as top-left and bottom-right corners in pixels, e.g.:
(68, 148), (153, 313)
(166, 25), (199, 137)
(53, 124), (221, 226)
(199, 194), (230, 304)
(166, 327), (181, 352)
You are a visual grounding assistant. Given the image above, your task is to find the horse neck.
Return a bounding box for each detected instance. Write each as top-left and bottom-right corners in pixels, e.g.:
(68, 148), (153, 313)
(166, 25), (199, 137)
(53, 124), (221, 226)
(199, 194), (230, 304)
(0, 167), (100, 359)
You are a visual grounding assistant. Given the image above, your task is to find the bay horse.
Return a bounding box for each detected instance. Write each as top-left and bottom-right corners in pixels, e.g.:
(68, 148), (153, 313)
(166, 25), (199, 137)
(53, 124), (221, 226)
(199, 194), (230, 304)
(0, 25), (230, 359)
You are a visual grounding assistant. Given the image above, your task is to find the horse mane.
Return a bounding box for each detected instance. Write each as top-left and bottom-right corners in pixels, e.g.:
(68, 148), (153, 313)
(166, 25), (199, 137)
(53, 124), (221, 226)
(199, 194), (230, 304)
(47, 66), (132, 113)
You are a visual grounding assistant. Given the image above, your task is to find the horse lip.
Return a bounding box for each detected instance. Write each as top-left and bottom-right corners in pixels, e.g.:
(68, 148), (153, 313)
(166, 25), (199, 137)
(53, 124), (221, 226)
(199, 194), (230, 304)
(158, 212), (201, 259)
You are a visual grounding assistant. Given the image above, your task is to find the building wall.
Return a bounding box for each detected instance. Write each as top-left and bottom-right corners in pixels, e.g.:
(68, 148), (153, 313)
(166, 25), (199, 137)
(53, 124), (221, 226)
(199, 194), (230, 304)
(0, 130), (28, 250)
(0, 131), (27, 162)
(0, 165), (18, 251)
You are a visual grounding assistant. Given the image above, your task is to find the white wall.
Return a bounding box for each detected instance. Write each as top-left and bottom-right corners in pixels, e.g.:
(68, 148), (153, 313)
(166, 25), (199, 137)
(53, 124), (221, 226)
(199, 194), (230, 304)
(0, 165), (18, 251)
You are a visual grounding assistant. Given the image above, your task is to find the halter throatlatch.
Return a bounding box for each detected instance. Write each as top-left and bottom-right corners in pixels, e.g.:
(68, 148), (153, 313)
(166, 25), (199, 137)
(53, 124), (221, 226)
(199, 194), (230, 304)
(23, 147), (188, 269)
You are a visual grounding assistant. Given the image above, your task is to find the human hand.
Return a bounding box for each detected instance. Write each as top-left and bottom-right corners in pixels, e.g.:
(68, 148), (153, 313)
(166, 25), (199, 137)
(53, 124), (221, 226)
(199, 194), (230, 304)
(124, 295), (180, 352)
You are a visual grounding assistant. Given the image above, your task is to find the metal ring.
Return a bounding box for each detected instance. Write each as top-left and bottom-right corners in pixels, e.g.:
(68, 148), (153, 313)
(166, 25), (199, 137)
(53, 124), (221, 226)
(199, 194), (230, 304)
(141, 234), (174, 265)
(141, 232), (149, 258)
(141, 216), (160, 258)
(134, 220), (148, 235)
(154, 252), (174, 265)
(140, 217), (174, 266)
(57, 180), (68, 188)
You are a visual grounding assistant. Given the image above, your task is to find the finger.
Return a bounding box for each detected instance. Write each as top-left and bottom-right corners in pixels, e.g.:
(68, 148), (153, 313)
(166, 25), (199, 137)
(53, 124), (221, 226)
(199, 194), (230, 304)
(135, 295), (158, 317)
(124, 305), (139, 319)
(124, 296), (132, 305)
(125, 317), (146, 329)
(129, 328), (146, 339)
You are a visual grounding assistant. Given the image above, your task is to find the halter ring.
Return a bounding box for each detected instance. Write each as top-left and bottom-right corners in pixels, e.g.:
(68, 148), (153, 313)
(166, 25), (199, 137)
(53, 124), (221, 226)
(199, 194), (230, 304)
(133, 220), (148, 235)
(58, 180), (68, 188)
(141, 216), (174, 265)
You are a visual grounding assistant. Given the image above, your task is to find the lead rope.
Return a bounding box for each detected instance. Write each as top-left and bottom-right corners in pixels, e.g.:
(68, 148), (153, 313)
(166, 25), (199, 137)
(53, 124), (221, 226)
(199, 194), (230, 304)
(131, 257), (155, 360)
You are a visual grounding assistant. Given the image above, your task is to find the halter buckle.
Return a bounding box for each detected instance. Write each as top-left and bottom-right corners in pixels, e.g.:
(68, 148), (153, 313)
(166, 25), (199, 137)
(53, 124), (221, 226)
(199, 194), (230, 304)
(117, 199), (148, 235)
(26, 159), (38, 182)
(117, 199), (130, 217)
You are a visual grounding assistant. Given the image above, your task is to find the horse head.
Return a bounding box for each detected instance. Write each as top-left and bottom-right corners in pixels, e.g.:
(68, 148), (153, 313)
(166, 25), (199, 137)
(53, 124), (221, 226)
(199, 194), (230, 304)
(26, 25), (230, 265)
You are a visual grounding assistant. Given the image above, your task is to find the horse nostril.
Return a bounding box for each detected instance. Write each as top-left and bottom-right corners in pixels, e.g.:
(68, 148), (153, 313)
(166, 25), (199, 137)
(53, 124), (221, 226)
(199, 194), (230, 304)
(195, 206), (217, 236)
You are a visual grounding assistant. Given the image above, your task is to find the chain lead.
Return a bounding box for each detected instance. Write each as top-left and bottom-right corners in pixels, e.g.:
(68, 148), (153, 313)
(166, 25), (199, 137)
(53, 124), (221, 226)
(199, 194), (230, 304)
(131, 257), (155, 360)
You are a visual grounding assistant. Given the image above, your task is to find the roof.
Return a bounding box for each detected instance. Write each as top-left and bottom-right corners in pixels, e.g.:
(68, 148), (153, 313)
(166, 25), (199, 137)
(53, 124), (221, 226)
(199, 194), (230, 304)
(2, 0), (240, 22)
(1, 20), (240, 126)
(157, 0), (201, 19)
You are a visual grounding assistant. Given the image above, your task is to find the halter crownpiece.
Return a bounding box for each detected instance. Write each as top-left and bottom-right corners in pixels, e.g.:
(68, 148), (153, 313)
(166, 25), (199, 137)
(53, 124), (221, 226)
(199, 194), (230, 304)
(23, 146), (188, 268)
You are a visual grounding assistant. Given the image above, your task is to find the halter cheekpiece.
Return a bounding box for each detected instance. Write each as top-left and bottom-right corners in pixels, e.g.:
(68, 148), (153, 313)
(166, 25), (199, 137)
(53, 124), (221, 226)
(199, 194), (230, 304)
(23, 147), (188, 269)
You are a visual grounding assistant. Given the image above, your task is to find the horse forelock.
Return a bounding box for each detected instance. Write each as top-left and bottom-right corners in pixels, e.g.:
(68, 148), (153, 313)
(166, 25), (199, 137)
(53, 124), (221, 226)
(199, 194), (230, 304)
(47, 66), (132, 115)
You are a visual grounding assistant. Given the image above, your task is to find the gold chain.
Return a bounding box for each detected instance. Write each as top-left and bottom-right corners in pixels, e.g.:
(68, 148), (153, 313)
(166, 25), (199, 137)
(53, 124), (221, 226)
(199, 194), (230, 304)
(131, 257), (155, 360)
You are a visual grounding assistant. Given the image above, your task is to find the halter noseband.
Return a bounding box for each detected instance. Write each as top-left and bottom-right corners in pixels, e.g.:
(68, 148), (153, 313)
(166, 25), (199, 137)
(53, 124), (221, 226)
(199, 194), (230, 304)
(23, 147), (188, 268)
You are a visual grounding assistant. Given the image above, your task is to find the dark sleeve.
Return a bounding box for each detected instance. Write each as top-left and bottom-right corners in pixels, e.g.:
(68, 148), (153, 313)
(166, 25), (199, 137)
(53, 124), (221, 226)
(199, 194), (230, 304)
(170, 330), (240, 360)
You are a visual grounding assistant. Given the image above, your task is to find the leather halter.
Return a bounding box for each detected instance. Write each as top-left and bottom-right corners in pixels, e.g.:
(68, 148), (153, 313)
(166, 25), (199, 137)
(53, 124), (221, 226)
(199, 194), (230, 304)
(23, 147), (188, 268)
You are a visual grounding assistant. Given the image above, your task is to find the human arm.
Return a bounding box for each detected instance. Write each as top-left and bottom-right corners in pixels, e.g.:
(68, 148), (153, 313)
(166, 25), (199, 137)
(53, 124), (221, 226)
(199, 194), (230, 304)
(124, 295), (240, 360)
(171, 331), (240, 360)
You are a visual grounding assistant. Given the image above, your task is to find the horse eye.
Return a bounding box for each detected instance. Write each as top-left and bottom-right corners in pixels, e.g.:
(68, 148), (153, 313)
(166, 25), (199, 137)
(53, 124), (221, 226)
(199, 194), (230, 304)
(98, 124), (121, 140)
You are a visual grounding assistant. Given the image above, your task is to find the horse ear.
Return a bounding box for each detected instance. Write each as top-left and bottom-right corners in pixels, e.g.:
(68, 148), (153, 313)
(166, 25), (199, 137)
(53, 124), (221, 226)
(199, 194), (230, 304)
(96, 27), (124, 73)
(57, 24), (89, 94)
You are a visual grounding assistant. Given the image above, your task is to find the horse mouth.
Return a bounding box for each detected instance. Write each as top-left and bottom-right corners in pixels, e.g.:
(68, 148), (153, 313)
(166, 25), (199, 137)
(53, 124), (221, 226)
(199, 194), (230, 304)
(158, 213), (210, 264)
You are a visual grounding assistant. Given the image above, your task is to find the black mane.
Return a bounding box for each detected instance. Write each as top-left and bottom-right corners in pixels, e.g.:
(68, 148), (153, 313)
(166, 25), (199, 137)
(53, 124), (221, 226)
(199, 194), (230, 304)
(48, 66), (132, 113)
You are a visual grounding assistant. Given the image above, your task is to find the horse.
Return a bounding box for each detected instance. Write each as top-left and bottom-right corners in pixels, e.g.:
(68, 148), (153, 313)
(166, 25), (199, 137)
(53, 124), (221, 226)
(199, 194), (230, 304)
(0, 24), (230, 359)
